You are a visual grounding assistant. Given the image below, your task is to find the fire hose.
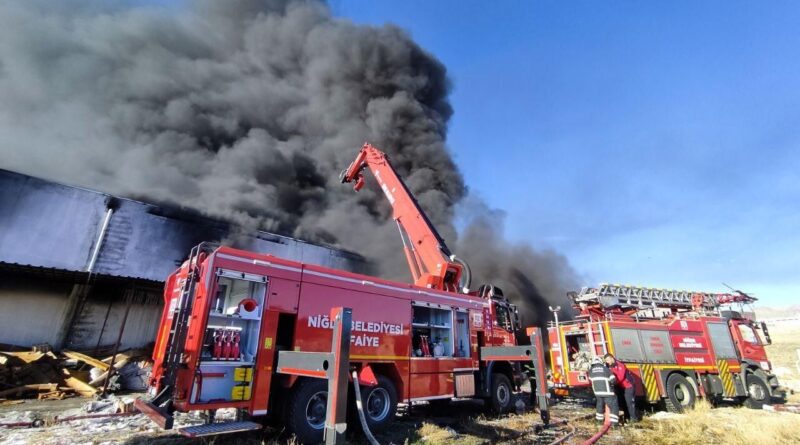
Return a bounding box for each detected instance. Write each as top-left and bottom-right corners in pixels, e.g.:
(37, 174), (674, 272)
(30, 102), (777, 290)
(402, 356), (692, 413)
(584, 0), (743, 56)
(542, 417), (577, 445)
(537, 411), (610, 445)
(580, 406), (611, 445)
(352, 370), (380, 445)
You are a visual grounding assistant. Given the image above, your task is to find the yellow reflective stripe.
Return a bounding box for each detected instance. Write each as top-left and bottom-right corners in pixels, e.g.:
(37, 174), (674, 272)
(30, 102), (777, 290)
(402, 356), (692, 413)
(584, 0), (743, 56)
(717, 360), (735, 396)
(560, 329), (570, 374)
(653, 365), (716, 370)
(351, 354), (410, 361)
(641, 364), (660, 402)
(603, 322), (615, 355)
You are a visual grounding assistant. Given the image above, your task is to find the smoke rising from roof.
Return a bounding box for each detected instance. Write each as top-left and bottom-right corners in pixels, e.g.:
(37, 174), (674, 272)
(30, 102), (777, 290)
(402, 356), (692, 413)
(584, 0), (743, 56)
(0, 0), (575, 325)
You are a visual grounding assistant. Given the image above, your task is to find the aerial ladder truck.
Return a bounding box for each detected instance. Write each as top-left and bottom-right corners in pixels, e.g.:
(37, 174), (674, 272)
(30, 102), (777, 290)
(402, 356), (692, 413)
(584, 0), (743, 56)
(549, 283), (784, 412)
(136, 143), (550, 443)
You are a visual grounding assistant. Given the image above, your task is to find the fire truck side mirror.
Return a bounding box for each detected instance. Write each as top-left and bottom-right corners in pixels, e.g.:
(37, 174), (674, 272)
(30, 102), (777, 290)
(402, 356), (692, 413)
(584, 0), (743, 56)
(759, 321), (772, 345)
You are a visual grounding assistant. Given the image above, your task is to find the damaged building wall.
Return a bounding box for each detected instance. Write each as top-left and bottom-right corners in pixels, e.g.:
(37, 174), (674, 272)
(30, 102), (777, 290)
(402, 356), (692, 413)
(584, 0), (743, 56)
(0, 169), (368, 350)
(63, 282), (164, 351)
(0, 271), (73, 347)
(0, 267), (164, 350)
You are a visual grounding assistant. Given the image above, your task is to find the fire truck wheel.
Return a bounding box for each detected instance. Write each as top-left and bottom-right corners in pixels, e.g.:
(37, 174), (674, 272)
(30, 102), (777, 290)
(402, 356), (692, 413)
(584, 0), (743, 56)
(489, 373), (513, 414)
(359, 375), (398, 432)
(286, 378), (328, 444)
(744, 374), (769, 409)
(664, 373), (696, 413)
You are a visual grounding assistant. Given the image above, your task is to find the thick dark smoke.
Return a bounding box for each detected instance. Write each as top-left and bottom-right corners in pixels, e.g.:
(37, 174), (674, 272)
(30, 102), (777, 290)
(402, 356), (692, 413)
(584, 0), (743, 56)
(456, 200), (578, 326)
(0, 0), (576, 325)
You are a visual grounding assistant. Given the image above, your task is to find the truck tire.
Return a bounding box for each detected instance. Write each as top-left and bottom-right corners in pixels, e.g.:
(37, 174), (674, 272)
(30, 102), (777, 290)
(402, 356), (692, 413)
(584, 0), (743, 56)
(489, 373), (513, 414)
(664, 373), (696, 413)
(286, 378), (328, 444)
(358, 375), (398, 432)
(744, 374), (770, 409)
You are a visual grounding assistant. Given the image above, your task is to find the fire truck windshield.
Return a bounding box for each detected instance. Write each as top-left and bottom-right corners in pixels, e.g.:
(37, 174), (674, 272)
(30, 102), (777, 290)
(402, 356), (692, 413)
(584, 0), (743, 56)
(737, 324), (761, 345)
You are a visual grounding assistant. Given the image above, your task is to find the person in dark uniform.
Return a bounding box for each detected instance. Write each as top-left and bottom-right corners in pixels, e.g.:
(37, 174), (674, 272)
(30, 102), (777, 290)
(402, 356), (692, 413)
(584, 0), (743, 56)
(605, 353), (639, 423)
(588, 357), (619, 425)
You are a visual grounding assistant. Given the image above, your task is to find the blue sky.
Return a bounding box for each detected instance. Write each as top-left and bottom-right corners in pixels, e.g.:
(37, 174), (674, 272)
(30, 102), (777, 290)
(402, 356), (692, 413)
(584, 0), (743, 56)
(330, 1), (800, 307)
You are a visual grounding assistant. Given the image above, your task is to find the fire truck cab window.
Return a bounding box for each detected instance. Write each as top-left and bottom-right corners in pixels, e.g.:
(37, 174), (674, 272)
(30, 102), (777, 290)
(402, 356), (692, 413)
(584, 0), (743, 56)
(412, 304), (454, 357)
(565, 333), (591, 371)
(738, 324), (760, 344)
(494, 303), (513, 332)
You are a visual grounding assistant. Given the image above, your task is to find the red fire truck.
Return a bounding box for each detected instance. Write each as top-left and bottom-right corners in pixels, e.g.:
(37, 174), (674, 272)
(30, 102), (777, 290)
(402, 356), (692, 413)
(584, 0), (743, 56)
(549, 283), (784, 412)
(137, 144), (541, 443)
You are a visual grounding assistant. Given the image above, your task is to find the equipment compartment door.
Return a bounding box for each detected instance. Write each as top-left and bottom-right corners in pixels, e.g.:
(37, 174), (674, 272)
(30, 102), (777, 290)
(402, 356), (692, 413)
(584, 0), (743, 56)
(191, 270), (267, 405)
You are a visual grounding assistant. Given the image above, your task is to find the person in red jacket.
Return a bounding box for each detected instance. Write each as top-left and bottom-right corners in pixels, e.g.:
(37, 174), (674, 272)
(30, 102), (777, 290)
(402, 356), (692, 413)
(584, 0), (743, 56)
(604, 353), (639, 423)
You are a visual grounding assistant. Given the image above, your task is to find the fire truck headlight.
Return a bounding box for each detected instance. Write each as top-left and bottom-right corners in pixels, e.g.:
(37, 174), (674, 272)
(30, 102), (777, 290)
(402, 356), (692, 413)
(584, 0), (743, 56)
(759, 361), (770, 371)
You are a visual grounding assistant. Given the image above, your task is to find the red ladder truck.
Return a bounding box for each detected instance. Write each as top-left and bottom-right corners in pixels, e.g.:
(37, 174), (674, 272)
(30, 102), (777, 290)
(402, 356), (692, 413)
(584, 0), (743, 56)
(136, 143), (549, 443)
(549, 283), (785, 412)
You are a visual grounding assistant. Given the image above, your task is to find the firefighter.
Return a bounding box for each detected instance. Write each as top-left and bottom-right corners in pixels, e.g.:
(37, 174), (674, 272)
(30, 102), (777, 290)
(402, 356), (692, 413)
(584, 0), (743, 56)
(588, 357), (618, 425)
(604, 353), (639, 423)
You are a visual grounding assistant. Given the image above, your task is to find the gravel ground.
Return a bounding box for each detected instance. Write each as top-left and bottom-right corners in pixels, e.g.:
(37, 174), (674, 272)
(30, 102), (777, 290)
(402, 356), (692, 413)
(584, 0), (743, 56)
(0, 389), (607, 445)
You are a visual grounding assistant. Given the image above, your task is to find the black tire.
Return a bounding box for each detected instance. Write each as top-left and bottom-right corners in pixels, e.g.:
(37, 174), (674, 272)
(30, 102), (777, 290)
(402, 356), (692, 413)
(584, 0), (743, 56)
(664, 373), (696, 413)
(743, 374), (770, 409)
(357, 375), (398, 432)
(286, 378), (328, 444)
(489, 373), (513, 414)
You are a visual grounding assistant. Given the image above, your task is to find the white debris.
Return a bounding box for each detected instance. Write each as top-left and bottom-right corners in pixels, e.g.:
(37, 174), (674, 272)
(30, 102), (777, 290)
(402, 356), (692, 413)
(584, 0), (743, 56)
(649, 411), (684, 420)
(0, 408), (206, 445)
(83, 400), (116, 414)
(89, 367), (104, 382)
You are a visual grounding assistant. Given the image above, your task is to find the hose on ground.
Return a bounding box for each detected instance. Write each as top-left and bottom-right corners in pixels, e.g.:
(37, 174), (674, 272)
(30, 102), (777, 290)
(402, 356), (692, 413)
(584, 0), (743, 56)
(581, 406), (611, 445)
(538, 413), (593, 445)
(545, 420), (575, 445)
(352, 370), (380, 445)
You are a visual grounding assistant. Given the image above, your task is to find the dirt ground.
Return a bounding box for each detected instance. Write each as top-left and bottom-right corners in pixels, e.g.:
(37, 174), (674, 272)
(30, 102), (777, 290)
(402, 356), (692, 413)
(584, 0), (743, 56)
(3, 390), (798, 445)
(2, 323), (799, 444)
(0, 391), (602, 445)
(764, 322), (800, 398)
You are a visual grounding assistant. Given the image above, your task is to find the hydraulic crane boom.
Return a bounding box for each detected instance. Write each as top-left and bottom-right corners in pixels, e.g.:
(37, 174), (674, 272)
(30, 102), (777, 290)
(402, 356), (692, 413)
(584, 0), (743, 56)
(340, 143), (469, 292)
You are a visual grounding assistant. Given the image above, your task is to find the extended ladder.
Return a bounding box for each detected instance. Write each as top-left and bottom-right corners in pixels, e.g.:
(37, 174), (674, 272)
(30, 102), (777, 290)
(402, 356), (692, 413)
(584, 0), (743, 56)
(574, 283), (754, 311)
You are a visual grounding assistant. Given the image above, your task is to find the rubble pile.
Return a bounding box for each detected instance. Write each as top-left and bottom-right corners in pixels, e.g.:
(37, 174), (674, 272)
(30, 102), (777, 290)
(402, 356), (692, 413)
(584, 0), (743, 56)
(0, 345), (152, 404)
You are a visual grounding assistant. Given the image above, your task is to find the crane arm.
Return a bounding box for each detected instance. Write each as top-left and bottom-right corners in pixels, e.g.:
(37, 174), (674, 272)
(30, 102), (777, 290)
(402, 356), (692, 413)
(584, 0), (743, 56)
(340, 143), (467, 292)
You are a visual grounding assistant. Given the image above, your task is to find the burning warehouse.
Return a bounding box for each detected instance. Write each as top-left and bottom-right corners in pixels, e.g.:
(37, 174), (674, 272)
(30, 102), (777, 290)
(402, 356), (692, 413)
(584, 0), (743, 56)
(0, 168), (366, 352)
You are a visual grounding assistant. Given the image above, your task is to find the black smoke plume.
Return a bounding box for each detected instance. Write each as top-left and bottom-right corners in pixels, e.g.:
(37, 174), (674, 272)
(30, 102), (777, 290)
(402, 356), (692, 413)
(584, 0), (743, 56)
(0, 0), (576, 325)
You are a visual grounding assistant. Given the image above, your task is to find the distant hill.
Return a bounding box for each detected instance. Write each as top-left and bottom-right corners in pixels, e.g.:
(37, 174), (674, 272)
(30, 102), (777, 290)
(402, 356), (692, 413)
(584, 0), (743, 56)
(754, 305), (800, 320)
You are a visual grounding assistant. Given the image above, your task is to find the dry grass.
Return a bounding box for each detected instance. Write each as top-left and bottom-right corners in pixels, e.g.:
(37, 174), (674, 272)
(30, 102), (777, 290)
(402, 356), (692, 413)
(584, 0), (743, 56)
(413, 422), (461, 444)
(764, 323), (800, 399)
(624, 400), (800, 445)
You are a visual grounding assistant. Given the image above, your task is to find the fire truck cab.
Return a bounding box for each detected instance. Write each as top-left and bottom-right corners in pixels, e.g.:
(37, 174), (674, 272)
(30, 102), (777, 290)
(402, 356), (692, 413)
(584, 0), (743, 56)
(549, 284), (784, 413)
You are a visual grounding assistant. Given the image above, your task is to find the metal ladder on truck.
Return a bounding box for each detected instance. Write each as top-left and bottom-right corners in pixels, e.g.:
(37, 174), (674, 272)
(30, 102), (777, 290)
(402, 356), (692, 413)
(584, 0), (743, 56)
(574, 283), (756, 314)
(135, 243), (213, 430)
